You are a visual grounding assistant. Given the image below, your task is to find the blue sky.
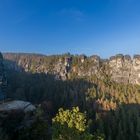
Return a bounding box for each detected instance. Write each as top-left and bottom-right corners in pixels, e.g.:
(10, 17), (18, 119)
(0, 0), (140, 58)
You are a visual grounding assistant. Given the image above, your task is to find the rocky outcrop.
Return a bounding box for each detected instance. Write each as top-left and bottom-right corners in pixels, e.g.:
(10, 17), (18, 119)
(3, 53), (73, 80)
(76, 55), (101, 77)
(108, 54), (140, 84)
(3, 52), (140, 85)
(0, 100), (36, 112)
(54, 56), (72, 80)
(129, 55), (140, 84)
(109, 54), (132, 83)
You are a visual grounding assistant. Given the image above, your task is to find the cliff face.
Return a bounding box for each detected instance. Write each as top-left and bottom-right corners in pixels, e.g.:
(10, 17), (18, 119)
(3, 53), (140, 85)
(0, 53), (7, 100)
(109, 54), (132, 83)
(3, 53), (73, 80)
(108, 54), (140, 85)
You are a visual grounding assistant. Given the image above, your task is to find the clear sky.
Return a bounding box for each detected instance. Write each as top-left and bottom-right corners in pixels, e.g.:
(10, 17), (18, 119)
(0, 0), (140, 58)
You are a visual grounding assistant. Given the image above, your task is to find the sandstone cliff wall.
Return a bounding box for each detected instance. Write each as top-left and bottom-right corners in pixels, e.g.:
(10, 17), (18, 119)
(3, 53), (140, 85)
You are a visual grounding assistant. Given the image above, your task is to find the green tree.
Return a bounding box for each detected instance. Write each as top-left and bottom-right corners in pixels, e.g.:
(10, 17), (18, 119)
(52, 107), (104, 140)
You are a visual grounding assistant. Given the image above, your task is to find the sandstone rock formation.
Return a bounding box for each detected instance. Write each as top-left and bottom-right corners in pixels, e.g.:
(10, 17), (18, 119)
(108, 54), (140, 84)
(3, 52), (140, 85)
(54, 56), (72, 80)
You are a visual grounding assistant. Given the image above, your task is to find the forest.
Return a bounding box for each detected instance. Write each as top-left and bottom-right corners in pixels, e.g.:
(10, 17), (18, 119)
(1, 54), (140, 140)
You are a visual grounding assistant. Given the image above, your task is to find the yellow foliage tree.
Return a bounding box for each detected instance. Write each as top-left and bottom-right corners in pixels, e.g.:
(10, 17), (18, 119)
(52, 107), (104, 140)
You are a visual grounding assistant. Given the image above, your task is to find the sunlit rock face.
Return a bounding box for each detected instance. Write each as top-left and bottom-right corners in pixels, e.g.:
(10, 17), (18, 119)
(123, 55), (132, 83)
(109, 54), (124, 83)
(3, 53), (73, 80)
(130, 55), (140, 84)
(54, 56), (72, 80)
(89, 55), (100, 75)
(123, 55), (132, 71)
(108, 54), (140, 85)
(77, 55), (100, 77)
(109, 54), (132, 83)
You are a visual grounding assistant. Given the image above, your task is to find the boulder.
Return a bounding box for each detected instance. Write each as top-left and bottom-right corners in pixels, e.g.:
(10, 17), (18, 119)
(0, 100), (36, 112)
